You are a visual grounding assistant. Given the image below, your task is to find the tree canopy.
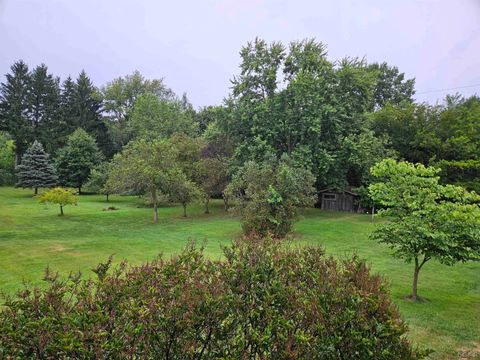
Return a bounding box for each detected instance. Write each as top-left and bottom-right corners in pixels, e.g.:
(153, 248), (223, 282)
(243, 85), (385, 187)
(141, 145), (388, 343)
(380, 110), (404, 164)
(369, 159), (480, 300)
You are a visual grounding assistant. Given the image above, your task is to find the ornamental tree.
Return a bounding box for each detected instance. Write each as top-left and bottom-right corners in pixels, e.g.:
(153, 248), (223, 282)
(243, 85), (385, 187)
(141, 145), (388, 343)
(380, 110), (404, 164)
(369, 159), (480, 301)
(15, 140), (57, 194)
(39, 187), (78, 216)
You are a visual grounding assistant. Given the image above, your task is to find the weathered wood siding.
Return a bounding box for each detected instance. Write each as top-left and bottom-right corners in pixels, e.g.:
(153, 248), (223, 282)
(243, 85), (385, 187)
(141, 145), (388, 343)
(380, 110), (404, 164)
(321, 192), (355, 212)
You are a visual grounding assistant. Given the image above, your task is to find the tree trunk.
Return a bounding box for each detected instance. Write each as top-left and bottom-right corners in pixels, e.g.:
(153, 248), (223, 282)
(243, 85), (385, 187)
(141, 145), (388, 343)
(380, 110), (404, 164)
(15, 146), (21, 166)
(78, 185), (82, 195)
(411, 258), (420, 301)
(60, 205), (64, 216)
(371, 206), (375, 222)
(152, 189), (158, 224)
(411, 255), (430, 301)
(223, 195), (229, 212)
(34, 187), (38, 195)
(106, 193), (109, 202)
(183, 203), (187, 217)
(204, 198), (210, 214)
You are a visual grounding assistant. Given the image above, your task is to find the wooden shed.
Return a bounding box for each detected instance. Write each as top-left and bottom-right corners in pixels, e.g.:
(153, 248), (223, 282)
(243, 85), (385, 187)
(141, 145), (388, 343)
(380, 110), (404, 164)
(318, 189), (360, 212)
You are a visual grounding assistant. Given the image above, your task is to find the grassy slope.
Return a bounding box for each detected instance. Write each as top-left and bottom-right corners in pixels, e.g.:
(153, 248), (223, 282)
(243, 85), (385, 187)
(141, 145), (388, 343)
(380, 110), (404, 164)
(0, 187), (479, 359)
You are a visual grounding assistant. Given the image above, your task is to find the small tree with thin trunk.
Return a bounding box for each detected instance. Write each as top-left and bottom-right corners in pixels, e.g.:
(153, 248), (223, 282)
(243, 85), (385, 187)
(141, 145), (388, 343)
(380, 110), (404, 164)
(167, 173), (202, 217)
(198, 157), (229, 214)
(39, 187), (78, 216)
(16, 140), (57, 194)
(106, 139), (181, 223)
(86, 162), (112, 201)
(369, 159), (480, 301)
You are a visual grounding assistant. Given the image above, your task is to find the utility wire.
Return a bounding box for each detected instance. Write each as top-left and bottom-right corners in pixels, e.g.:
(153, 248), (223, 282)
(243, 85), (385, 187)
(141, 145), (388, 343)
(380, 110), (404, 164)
(416, 83), (480, 95)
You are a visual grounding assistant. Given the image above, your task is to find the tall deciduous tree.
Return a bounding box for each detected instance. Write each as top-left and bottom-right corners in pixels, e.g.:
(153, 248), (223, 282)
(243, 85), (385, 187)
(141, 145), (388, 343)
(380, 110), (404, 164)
(0, 61), (32, 165)
(55, 129), (102, 194)
(15, 140), (57, 194)
(369, 159), (480, 301)
(130, 93), (197, 140)
(102, 71), (174, 151)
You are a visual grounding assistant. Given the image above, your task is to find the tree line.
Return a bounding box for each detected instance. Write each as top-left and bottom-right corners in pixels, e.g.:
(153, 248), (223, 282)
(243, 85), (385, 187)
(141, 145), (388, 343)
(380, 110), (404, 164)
(2, 38), (479, 194)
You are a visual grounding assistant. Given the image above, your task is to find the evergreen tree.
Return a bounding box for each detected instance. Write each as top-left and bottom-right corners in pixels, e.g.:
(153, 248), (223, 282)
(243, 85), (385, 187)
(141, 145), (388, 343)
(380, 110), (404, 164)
(0, 60), (32, 165)
(28, 64), (62, 153)
(15, 140), (57, 194)
(57, 76), (78, 148)
(56, 128), (102, 194)
(74, 71), (112, 156)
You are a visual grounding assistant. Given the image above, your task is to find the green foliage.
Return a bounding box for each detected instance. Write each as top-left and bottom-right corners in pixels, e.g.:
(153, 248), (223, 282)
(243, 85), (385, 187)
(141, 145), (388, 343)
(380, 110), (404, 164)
(28, 64), (62, 154)
(107, 138), (184, 223)
(0, 237), (426, 359)
(15, 140), (57, 193)
(85, 162), (112, 200)
(102, 70), (175, 151)
(0, 61), (32, 163)
(38, 187), (78, 215)
(131, 93), (197, 140)
(226, 38), (401, 190)
(0, 132), (15, 185)
(167, 173), (202, 217)
(226, 156), (316, 237)
(369, 159), (480, 300)
(55, 129), (102, 193)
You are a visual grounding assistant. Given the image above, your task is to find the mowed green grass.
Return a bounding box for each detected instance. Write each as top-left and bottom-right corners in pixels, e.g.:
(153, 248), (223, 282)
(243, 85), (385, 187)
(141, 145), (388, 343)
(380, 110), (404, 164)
(0, 187), (479, 359)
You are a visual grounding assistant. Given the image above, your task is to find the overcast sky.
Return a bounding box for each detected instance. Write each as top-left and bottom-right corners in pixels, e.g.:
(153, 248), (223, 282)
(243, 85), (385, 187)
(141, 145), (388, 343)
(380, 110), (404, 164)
(1, 0), (479, 108)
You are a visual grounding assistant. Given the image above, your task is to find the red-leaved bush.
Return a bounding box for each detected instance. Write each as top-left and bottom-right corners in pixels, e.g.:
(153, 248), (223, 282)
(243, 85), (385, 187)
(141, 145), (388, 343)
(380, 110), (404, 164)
(0, 237), (428, 359)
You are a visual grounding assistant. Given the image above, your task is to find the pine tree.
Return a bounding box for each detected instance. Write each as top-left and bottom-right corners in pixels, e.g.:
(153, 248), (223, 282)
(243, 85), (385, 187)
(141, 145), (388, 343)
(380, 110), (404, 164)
(74, 71), (112, 157)
(16, 140), (57, 194)
(28, 64), (61, 154)
(0, 60), (32, 165)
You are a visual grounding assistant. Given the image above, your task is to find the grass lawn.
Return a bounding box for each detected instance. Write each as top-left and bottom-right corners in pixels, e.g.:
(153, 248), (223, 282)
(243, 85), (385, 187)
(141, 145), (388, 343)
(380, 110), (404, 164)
(0, 187), (479, 359)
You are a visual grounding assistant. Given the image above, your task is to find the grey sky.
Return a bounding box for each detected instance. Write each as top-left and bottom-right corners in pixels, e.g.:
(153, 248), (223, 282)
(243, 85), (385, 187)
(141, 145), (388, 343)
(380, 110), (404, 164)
(1, 0), (479, 108)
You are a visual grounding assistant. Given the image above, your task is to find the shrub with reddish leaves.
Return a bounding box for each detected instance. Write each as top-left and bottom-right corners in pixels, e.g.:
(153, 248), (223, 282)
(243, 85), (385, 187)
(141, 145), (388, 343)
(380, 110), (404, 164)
(0, 238), (428, 359)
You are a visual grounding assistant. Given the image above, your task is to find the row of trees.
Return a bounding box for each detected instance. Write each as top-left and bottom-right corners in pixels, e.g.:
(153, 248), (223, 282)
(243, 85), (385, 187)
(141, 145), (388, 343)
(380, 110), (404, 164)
(2, 38), (479, 196)
(15, 129), (102, 194)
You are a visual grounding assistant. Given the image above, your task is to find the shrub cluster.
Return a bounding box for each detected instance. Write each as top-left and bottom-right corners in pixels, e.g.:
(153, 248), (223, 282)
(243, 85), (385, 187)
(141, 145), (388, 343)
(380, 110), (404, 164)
(0, 238), (426, 359)
(226, 157), (316, 238)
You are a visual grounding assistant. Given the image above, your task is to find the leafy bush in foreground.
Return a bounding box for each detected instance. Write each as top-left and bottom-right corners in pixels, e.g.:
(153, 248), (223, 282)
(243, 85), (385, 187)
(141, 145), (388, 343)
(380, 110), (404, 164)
(0, 238), (426, 359)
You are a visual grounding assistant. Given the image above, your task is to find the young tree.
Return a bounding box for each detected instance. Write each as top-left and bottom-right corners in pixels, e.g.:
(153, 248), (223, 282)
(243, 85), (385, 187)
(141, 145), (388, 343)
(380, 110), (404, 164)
(167, 173), (202, 217)
(226, 155), (316, 237)
(15, 140), (57, 194)
(106, 138), (182, 223)
(369, 159), (480, 301)
(85, 162), (112, 201)
(198, 157), (229, 214)
(55, 129), (102, 194)
(39, 187), (78, 216)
